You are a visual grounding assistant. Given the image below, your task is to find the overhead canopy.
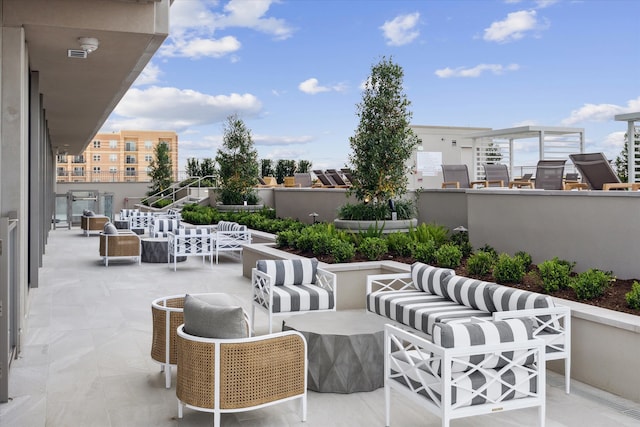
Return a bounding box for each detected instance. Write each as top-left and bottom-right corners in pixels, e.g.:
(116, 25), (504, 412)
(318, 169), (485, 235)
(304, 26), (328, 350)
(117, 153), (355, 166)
(615, 112), (640, 183)
(469, 125), (585, 180)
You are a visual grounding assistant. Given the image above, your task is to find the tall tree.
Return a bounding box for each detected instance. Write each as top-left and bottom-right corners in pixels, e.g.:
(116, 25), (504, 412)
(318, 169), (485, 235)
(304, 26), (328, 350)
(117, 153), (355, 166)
(348, 56), (419, 203)
(148, 141), (173, 195)
(215, 114), (259, 205)
(297, 160), (312, 173)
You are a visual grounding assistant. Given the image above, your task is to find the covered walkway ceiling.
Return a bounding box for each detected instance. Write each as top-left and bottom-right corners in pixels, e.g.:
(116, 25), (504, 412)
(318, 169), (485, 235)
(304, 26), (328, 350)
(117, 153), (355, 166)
(3, 0), (169, 155)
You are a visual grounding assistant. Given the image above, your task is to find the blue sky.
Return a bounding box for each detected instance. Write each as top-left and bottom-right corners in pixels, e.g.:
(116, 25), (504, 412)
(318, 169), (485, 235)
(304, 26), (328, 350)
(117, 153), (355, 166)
(101, 0), (640, 172)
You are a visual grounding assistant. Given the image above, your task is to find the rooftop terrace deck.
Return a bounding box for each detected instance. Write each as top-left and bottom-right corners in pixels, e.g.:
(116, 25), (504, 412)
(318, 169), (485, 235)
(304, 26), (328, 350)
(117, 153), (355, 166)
(2, 228), (640, 426)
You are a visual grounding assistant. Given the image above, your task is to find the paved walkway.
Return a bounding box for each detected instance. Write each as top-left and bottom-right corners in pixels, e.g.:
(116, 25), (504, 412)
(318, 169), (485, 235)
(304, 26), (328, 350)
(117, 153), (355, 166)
(2, 227), (640, 426)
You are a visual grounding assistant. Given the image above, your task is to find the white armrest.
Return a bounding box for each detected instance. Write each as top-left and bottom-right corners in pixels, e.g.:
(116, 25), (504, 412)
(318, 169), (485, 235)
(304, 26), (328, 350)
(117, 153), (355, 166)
(366, 272), (412, 294)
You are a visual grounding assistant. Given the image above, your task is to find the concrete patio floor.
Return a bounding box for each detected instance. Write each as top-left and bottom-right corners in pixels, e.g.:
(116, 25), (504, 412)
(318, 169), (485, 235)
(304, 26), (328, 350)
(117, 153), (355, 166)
(2, 227), (640, 426)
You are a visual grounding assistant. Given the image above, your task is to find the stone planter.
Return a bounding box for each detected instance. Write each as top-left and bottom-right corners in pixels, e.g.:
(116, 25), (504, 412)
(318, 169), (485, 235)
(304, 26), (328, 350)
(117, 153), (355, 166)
(215, 203), (264, 213)
(333, 218), (418, 233)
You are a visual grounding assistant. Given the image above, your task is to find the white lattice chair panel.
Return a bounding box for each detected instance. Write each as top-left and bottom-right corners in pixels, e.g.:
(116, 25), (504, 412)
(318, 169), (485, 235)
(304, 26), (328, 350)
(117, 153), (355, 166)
(128, 212), (155, 232)
(384, 320), (546, 427)
(150, 218), (181, 238)
(167, 228), (215, 271)
(214, 221), (251, 263)
(251, 258), (336, 334)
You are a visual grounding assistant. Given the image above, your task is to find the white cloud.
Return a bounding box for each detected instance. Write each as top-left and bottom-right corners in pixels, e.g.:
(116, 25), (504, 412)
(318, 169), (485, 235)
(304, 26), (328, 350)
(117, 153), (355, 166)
(105, 86), (262, 132)
(298, 78), (347, 94)
(535, 0), (559, 8)
(253, 134), (313, 146)
(483, 10), (547, 43)
(435, 63), (519, 78)
(561, 97), (640, 125)
(134, 62), (161, 86)
(160, 0), (294, 59)
(380, 12), (420, 46)
(601, 131), (626, 152)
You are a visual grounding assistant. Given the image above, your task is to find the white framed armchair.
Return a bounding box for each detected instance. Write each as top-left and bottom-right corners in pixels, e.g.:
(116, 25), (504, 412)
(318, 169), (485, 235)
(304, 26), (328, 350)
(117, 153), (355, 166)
(251, 258), (336, 334)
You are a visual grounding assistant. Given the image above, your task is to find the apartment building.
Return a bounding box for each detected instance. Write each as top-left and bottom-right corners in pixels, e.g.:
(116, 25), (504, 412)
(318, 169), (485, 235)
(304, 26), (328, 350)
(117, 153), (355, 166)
(56, 130), (179, 183)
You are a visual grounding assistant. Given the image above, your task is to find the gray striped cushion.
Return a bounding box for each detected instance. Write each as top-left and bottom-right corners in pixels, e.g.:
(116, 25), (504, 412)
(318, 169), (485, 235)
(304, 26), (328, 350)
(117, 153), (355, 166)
(367, 290), (492, 336)
(259, 283), (334, 313)
(173, 228), (213, 253)
(256, 258), (318, 285)
(411, 262), (454, 296)
(490, 286), (555, 312)
(432, 318), (536, 373)
(442, 275), (498, 312)
(217, 221), (235, 231)
(392, 363), (537, 408)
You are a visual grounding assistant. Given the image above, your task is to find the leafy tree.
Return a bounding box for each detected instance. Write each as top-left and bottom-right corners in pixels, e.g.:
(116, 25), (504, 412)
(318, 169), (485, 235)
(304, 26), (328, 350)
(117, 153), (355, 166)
(297, 160), (312, 173)
(148, 142), (173, 195)
(275, 159), (296, 183)
(199, 158), (216, 177)
(615, 128), (640, 182)
(185, 158), (200, 177)
(261, 159), (275, 177)
(347, 56), (419, 204)
(215, 114), (259, 205)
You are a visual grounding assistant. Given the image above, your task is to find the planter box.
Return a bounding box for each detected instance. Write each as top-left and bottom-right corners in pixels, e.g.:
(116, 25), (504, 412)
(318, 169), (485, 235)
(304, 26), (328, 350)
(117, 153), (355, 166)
(333, 218), (418, 233)
(242, 241), (640, 404)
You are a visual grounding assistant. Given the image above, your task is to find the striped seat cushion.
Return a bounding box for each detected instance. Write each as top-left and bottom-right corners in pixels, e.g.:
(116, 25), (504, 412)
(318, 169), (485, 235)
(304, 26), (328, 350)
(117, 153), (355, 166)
(152, 219), (179, 238)
(391, 362), (537, 408)
(431, 318), (536, 373)
(260, 283), (335, 313)
(442, 275), (498, 312)
(256, 258), (318, 286)
(411, 262), (454, 295)
(367, 290), (492, 336)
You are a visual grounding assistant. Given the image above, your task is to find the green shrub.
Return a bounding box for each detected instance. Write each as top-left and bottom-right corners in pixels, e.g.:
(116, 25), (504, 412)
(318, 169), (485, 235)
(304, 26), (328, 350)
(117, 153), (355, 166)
(385, 232), (413, 257)
(435, 243), (462, 269)
(358, 237), (389, 261)
(451, 231), (472, 257)
(311, 232), (333, 255)
(331, 239), (356, 263)
(625, 281), (640, 309)
(514, 251), (533, 270)
(411, 240), (437, 264)
(493, 253), (525, 284)
(538, 258), (572, 293)
(338, 200), (415, 221)
(275, 230), (298, 248)
(571, 269), (614, 300)
(466, 251), (495, 277)
(477, 244), (498, 260)
(409, 223), (449, 247)
(152, 198), (172, 208)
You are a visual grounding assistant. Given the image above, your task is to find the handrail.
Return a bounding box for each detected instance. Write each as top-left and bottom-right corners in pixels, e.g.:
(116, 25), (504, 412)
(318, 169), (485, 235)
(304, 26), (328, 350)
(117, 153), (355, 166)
(140, 175), (217, 208)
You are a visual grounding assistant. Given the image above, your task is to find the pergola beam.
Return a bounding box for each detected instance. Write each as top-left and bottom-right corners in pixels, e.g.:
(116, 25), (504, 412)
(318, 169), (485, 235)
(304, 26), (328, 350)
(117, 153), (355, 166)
(615, 112), (640, 184)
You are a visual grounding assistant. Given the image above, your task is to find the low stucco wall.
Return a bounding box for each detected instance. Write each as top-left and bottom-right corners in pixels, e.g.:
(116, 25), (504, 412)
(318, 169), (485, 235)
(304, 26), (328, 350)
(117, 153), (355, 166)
(467, 188), (640, 278)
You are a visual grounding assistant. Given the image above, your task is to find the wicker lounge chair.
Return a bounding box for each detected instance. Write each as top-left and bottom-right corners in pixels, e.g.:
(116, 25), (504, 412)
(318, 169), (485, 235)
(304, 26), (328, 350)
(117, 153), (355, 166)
(534, 160), (566, 190)
(441, 164), (487, 188)
(176, 326), (307, 426)
(99, 229), (141, 266)
(483, 163), (534, 188)
(569, 152), (640, 190)
(81, 213), (109, 236)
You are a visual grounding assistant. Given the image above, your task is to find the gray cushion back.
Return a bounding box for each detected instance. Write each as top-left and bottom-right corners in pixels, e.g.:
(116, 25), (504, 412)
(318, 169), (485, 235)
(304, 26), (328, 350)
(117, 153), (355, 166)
(256, 258), (318, 285)
(442, 275), (498, 312)
(183, 294), (248, 339)
(411, 262), (454, 296)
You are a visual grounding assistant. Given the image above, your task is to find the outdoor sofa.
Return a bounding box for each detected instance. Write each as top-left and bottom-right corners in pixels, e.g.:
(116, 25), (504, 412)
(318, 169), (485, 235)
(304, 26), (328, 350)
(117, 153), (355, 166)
(367, 262), (571, 394)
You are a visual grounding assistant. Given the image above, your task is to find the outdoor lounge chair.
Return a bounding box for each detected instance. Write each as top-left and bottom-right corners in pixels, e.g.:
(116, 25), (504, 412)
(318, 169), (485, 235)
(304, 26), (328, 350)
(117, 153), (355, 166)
(341, 168), (356, 185)
(257, 176), (279, 187)
(483, 163), (534, 188)
(326, 169), (351, 187)
(534, 160), (566, 190)
(312, 170), (336, 188)
(441, 164), (487, 188)
(99, 225), (141, 266)
(569, 152), (640, 190)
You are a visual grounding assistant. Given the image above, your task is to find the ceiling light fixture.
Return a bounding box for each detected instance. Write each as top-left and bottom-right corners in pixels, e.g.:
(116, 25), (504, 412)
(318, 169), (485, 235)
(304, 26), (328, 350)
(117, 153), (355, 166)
(78, 37), (99, 54)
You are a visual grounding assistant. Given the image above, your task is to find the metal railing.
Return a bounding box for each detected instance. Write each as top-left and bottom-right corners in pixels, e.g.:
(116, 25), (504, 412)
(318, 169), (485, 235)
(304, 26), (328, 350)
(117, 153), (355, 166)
(0, 217), (18, 402)
(140, 175), (217, 209)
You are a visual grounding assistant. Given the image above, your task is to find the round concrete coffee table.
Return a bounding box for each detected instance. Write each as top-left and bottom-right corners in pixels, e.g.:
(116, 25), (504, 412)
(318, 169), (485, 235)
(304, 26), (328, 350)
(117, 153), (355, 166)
(282, 310), (390, 393)
(141, 238), (186, 263)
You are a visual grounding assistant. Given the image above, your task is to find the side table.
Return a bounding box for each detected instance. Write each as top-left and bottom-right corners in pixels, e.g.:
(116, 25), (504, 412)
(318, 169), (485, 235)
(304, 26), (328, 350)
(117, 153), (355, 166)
(141, 237), (186, 263)
(282, 310), (389, 393)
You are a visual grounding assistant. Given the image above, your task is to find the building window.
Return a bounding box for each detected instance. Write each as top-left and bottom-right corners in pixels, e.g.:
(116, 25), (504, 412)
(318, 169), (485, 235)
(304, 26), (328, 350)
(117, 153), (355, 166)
(109, 140), (118, 148)
(109, 154), (117, 162)
(56, 154), (67, 162)
(145, 166), (152, 173)
(93, 166), (101, 173)
(144, 154), (153, 162)
(126, 155), (136, 164)
(57, 167), (66, 177)
(145, 140), (153, 149)
(72, 155), (85, 163)
(125, 167), (136, 177)
(109, 167), (118, 173)
(93, 155), (100, 162)
(93, 140), (101, 148)
(73, 167), (84, 176)
(125, 141), (136, 151)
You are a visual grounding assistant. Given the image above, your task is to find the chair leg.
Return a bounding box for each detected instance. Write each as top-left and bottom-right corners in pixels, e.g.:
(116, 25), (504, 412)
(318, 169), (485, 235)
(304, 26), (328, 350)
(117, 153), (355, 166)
(177, 400), (183, 419)
(250, 305), (255, 337)
(385, 383), (391, 427)
(214, 410), (221, 427)
(565, 357), (571, 394)
(165, 364), (171, 388)
(301, 394), (307, 422)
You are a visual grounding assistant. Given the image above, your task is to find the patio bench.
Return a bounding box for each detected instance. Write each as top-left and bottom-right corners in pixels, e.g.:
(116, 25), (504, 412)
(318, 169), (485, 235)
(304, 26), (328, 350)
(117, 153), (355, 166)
(367, 262), (571, 394)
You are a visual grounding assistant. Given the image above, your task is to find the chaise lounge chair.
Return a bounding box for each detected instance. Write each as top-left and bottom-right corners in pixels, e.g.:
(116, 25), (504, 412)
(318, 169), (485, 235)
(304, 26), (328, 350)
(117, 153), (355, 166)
(483, 163), (534, 188)
(441, 164), (487, 188)
(569, 152), (640, 190)
(533, 159), (566, 190)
